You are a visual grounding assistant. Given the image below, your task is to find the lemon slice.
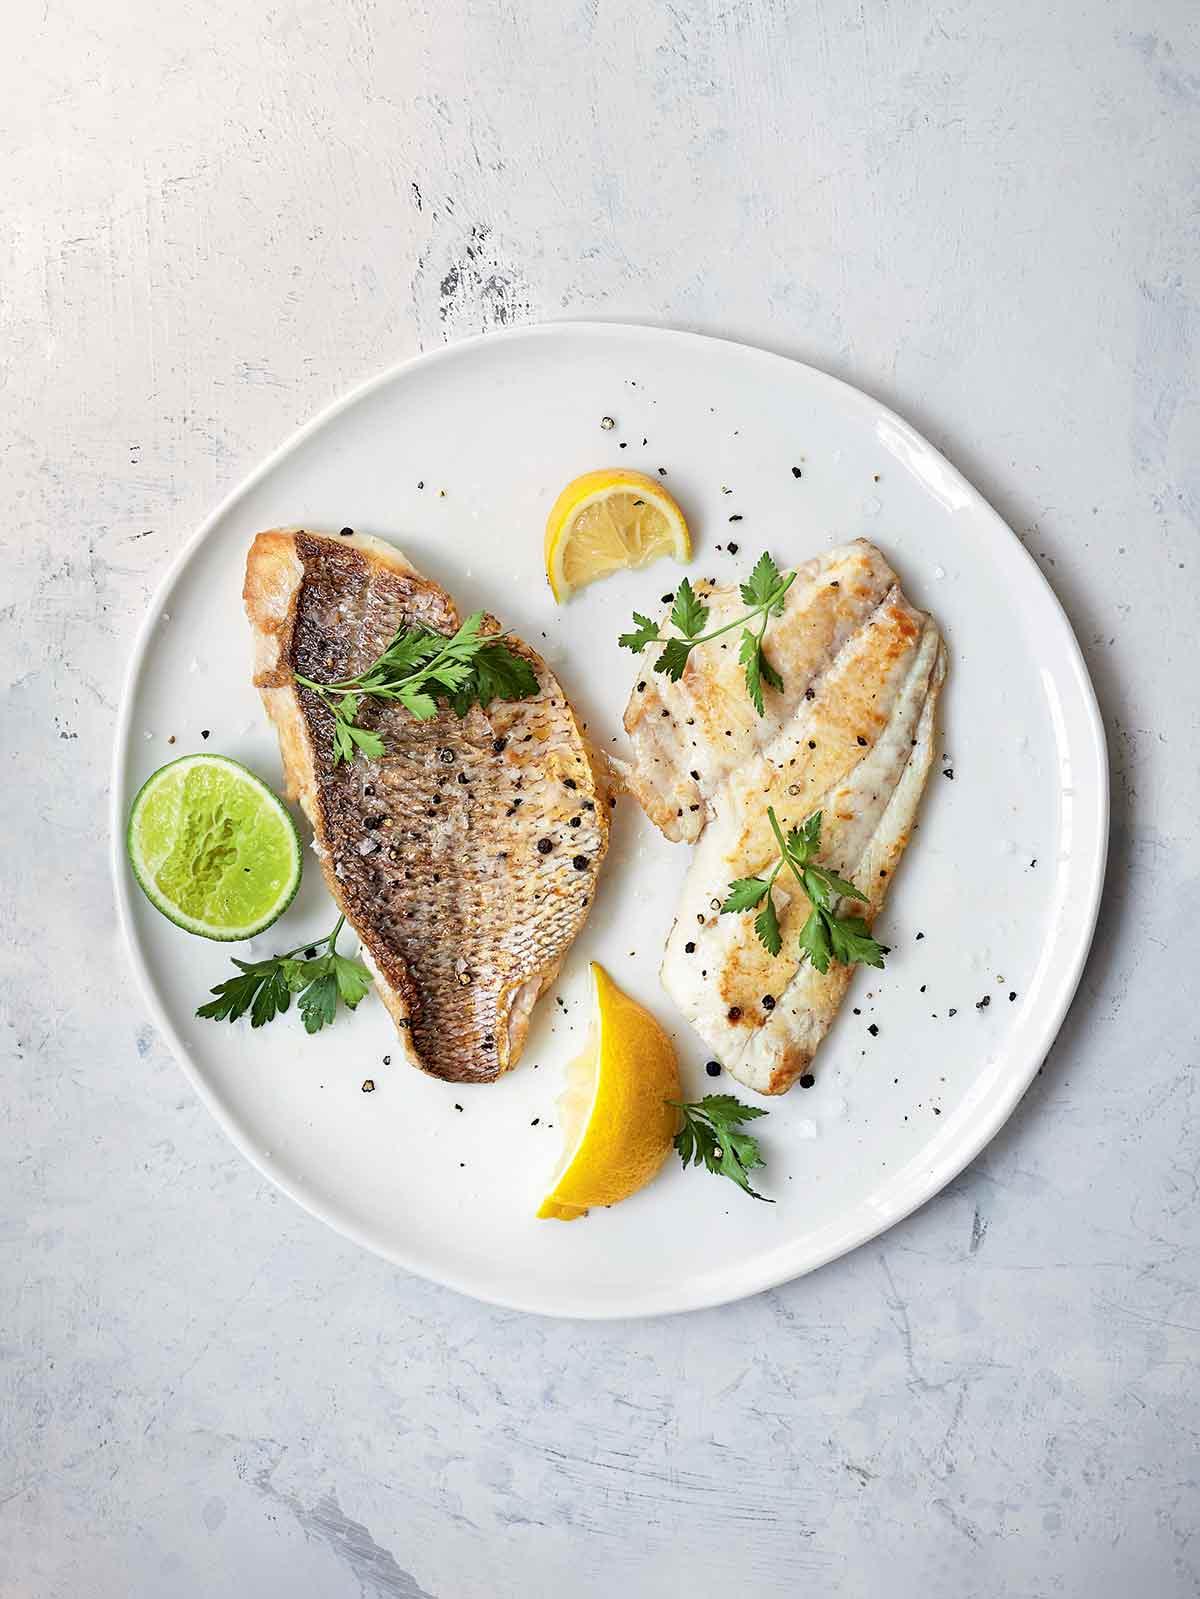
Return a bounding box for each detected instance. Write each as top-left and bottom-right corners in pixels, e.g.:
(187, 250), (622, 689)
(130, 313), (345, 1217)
(538, 963), (682, 1221)
(545, 468), (691, 601)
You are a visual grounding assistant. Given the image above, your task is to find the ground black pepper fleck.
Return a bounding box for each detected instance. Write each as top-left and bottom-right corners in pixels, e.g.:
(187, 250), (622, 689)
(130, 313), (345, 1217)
(808, 740), (816, 749)
(340, 526), (354, 537)
(852, 1006), (861, 1015)
(382, 1055), (391, 1065)
(661, 593), (674, 604)
(637, 681), (646, 692)
(361, 1079), (374, 1092)
(943, 768), (954, 779)
(536, 838), (553, 854)
(976, 994), (990, 1009)
(857, 736), (868, 746)
(762, 995), (776, 1011)
(706, 1061), (722, 1078)
(729, 514), (743, 523)
(799, 1073), (815, 1088)
(492, 737), (507, 753)
(727, 1006), (742, 1021)
(454, 1103), (463, 1111)
(201, 729), (210, 740)
(949, 1008), (957, 1016)
(727, 541), (739, 554)
(792, 466), (802, 479)
(868, 1023), (879, 1036)
(572, 855), (589, 871)
(915, 931), (925, 940)
(685, 941), (696, 953)
(1009, 991), (1017, 1001)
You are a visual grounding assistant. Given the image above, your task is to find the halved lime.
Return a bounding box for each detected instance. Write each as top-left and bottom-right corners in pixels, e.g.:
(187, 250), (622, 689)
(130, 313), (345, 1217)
(127, 753), (302, 940)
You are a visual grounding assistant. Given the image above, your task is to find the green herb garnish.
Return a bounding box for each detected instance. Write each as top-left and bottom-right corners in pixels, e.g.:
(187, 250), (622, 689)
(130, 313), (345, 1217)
(296, 610), (539, 765)
(196, 914), (372, 1033)
(670, 1094), (772, 1201)
(618, 553), (795, 714)
(721, 807), (887, 975)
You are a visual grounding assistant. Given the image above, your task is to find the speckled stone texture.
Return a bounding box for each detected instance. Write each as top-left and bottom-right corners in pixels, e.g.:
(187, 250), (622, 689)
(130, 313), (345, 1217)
(3, 1), (1198, 1594)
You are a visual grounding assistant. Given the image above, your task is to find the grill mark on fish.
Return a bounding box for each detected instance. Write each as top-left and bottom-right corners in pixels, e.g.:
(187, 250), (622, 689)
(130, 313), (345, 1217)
(625, 540), (945, 1095)
(245, 528), (609, 1084)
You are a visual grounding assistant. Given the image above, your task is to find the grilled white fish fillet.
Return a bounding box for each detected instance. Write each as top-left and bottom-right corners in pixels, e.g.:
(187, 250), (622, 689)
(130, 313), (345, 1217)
(245, 528), (609, 1084)
(625, 540), (945, 1094)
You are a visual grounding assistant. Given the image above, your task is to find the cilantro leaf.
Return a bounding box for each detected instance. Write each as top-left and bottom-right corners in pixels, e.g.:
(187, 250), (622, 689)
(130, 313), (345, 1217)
(670, 577), (708, 640)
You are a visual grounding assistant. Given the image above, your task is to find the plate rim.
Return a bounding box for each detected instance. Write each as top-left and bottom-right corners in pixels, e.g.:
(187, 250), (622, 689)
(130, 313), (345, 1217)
(110, 320), (1109, 1319)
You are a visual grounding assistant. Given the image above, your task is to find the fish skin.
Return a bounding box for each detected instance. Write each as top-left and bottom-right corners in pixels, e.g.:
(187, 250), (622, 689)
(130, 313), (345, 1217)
(244, 528), (608, 1084)
(627, 540), (946, 1095)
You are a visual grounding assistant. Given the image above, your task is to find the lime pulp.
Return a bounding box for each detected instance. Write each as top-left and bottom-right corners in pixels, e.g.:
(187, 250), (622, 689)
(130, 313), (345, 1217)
(126, 753), (302, 940)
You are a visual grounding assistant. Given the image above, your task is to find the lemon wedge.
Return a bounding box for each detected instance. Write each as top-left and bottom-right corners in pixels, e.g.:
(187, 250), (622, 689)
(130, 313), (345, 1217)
(544, 468), (691, 601)
(537, 964), (682, 1221)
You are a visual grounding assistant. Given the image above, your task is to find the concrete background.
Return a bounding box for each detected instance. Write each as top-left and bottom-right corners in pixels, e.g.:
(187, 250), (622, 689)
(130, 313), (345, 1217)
(3, 1), (1198, 1594)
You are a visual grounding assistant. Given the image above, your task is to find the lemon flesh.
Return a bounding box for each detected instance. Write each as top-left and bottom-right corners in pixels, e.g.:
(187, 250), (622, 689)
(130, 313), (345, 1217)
(126, 753), (302, 941)
(538, 963), (681, 1221)
(545, 469), (690, 601)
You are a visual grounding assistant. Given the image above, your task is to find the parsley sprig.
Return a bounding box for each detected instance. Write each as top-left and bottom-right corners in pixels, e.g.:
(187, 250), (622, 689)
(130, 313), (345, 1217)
(196, 914), (372, 1033)
(671, 1094), (772, 1201)
(721, 807), (887, 974)
(618, 553), (796, 714)
(296, 610), (539, 765)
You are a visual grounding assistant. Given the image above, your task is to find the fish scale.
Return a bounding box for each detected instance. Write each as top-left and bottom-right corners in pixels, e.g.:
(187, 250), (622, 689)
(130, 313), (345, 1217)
(245, 528), (609, 1084)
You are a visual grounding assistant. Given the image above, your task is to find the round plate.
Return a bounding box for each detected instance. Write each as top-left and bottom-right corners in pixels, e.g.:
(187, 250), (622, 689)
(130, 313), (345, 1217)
(112, 323), (1107, 1318)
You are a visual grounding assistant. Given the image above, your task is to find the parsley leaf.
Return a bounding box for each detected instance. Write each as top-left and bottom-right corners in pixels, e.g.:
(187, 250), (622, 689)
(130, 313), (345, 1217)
(653, 636), (696, 682)
(754, 895), (783, 957)
(618, 613), (661, 653)
(196, 956), (295, 1028)
(721, 876), (771, 914)
(296, 609), (538, 762)
(721, 806), (887, 974)
(739, 627), (767, 715)
(670, 1094), (772, 1201)
(740, 551), (786, 612)
(670, 577), (708, 639)
(196, 914), (372, 1034)
(618, 553), (795, 715)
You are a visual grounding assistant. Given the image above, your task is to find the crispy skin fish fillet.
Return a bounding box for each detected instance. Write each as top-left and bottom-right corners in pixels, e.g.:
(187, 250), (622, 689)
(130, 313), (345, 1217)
(245, 528), (609, 1084)
(625, 540), (945, 1094)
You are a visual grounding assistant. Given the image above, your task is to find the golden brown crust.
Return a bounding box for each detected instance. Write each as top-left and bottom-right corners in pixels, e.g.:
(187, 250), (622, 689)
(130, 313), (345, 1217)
(244, 527), (609, 1083)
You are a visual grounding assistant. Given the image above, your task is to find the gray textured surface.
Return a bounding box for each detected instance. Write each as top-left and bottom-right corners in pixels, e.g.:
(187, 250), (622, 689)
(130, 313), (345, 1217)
(3, 1), (1199, 1594)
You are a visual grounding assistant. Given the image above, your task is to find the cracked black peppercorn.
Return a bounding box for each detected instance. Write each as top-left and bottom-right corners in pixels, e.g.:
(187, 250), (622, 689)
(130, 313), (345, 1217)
(572, 855), (589, 871)
(536, 838), (553, 854)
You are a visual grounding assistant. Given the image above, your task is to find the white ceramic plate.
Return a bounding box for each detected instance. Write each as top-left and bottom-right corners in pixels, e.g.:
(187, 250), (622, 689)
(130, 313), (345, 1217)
(112, 323), (1107, 1319)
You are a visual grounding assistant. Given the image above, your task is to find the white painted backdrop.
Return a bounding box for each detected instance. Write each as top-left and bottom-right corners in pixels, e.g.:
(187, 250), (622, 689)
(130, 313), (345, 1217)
(3, 1), (1198, 1595)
